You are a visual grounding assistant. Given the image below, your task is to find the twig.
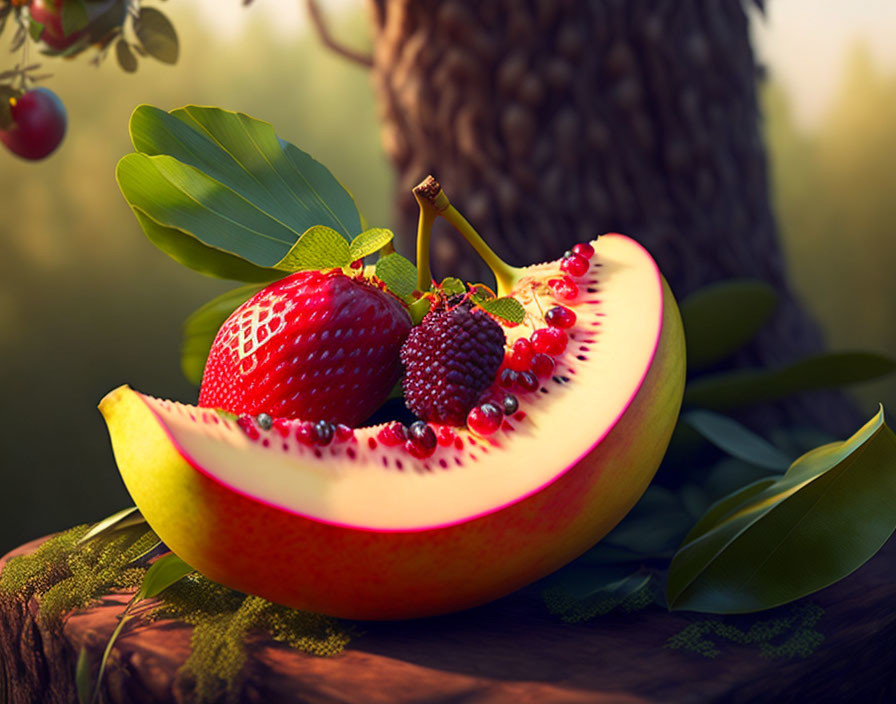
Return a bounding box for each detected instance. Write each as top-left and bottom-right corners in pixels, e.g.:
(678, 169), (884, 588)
(305, 0), (373, 68)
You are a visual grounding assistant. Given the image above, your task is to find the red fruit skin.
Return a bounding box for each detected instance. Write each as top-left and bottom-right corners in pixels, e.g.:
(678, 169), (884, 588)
(0, 88), (67, 160)
(199, 270), (411, 427)
(29, 0), (122, 52)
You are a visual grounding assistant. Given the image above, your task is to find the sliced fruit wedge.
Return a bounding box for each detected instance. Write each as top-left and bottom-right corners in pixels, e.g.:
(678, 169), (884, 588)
(100, 234), (685, 619)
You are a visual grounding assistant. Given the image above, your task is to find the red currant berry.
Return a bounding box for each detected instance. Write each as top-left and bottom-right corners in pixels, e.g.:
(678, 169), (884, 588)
(407, 421), (438, 458)
(531, 353), (555, 378)
(516, 371), (539, 392)
(334, 424), (355, 442)
(545, 306), (576, 329)
(437, 426), (457, 447)
(296, 421), (315, 446)
(548, 276), (579, 301)
(508, 338), (535, 371)
(572, 242), (595, 259)
(531, 327), (569, 355)
(467, 403), (503, 436)
(560, 254), (589, 277)
(378, 421), (408, 447)
(499, 368), (519, 388)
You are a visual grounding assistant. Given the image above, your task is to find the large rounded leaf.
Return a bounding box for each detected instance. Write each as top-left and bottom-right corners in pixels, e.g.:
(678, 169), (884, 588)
(667, 407), (896, 613)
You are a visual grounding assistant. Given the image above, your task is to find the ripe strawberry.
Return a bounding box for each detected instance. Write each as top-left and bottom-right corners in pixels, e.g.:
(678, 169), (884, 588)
(199, 269), (411, 426)
(401, 298), (506, 426)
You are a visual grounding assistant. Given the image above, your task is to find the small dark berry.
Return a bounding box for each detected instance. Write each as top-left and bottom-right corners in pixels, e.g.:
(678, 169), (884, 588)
(545, 306), (576, 329)
(503, 394), (519, 415)
(499, 368), (519, 388)
(531, 353), (555, 378)
(313, 420), (334, 446)
(255, 413), (273, 430)
(517, 371), (539, 392)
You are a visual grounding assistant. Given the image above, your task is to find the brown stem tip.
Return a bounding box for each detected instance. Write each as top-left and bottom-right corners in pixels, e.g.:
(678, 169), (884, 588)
(413, 175), (448, 211)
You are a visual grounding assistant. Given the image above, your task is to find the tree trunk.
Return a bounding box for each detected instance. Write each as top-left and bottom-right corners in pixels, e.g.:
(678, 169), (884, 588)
(366, 0), (859, 435)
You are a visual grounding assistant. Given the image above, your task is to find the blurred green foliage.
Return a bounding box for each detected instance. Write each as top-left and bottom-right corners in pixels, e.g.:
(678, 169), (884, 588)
(0, 6), (893, 556)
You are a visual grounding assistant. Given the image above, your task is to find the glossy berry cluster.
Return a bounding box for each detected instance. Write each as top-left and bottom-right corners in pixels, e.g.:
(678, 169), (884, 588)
(401, 297), (506, 426)
(237, 414), (356, 447)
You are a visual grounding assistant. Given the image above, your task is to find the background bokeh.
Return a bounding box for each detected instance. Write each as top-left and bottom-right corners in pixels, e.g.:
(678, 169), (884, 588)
(1, 1), (894, 554)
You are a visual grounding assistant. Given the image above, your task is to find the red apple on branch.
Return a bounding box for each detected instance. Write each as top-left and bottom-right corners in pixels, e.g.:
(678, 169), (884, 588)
(0, 87), (67, 160)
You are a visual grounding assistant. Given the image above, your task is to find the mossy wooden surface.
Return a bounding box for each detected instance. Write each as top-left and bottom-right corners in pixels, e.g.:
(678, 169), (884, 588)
(1, 532), (894, 703)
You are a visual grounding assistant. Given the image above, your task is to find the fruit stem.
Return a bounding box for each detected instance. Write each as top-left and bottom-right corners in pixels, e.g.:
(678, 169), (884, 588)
(412, 185), (437, 292)
(412, 176), (522, 297)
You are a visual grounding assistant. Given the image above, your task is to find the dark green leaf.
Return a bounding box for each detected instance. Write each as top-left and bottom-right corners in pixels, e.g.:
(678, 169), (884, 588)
(61, 0), (89, 37)
(137, 553), (194, 600)
(684, 410), (792, 470)
(680, 279), (778, 370)
(134, 7), (178, 64)
(667, 407), (896, 613)
(77, 506), (143, 545)
(276, 225), (351, 271)
(115, 39), (137, 73)
(29, 19), (44, 42)
(602, 486), (693, 556)
(473, 296), (525, 325)
(75, 647), (91, 704)
(684, 351), (896, 410)
(119, 105), (361, 276)
(181, 283), (265, 385)
(131, 207), (281, 283)
(375, 253), (417, 300)
(543, 565), (656, 622)
(349, 228), (393, 262)
(439, 277), (466, 296)
(0, 7), (10, 40)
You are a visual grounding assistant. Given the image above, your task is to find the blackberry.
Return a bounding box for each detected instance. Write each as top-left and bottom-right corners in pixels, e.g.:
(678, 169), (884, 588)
(401, 299), (506, 426)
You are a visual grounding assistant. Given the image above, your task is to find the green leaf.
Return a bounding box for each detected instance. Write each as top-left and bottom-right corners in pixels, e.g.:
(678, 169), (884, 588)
(684, 351), (896, 410)
(119, 105), (361, 278)
(181, 283), (265, 385)
(472, 296), (526, 325)
(684, 410), (792, 470)
(275, 225), (351, 271)
(667, 406), (896, 613)
(29, 19), (44, 42)
(61, 0), (89, 37)
(75, 647), (91, 704)
(439, 277), (466, 296)
(77, 506), (143, 545)
(375, 252), (417, 300)
(349, 228), (394, 262)
(115, 39), (137, 73)
(680, 279), (778, 370)
(543, 564), (656, 622)
(134, 7), (178, 64)
(132, 207), (281, 283)
(137, 553), (194, 600)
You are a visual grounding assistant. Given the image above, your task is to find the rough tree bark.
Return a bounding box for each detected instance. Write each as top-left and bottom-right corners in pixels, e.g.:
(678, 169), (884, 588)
(363, 0), (858, 434)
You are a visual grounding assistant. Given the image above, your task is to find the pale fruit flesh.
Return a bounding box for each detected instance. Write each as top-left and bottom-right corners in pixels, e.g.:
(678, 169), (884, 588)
(100, 234), (686, 619)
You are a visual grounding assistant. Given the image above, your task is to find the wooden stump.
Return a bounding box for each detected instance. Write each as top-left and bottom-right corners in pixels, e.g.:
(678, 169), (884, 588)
(2, 535), (894, 703)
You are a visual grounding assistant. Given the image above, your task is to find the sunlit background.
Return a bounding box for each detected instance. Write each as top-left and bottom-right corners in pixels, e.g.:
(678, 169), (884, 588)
(1, 0), (894, 553)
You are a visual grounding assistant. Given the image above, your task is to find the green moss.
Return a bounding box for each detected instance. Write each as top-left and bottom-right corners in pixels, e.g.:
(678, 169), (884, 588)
(0, 524), (156, 625)
(543, 577), (657, 623)
(665, 603), (825, 659)
(0, 526), (356, 703)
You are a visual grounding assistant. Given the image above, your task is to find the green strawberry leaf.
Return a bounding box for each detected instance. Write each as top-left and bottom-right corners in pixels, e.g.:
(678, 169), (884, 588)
(349, 228), (394, 262)
(134, 7), (178, 65)
(667, 406), (896, 613)
(375, 252), (417, 301)
(29, 19), (44, 42)
(473, 296), (526, 325)
(439, 277), (466, 297)
(680, 279), (779, 371)
(181, 283), (266, 385)
(684, 351), (896, 410)
(684, 410), (792, 471)
(118, 105), (362, 280)
(275, 225), (351, 272)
